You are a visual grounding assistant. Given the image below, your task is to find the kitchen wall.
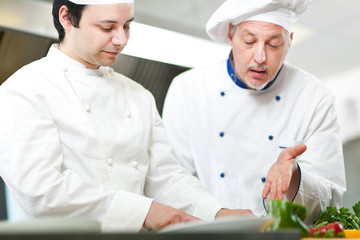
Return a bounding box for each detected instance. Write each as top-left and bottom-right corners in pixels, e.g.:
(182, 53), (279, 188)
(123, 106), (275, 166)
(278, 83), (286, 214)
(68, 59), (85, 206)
(342, 138), (360, 210)
(0, 30), (54, 85)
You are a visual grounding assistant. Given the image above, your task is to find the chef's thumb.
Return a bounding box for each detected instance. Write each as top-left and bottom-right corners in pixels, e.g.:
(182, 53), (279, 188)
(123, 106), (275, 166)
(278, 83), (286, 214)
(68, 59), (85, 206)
(283, 144), (307, 159)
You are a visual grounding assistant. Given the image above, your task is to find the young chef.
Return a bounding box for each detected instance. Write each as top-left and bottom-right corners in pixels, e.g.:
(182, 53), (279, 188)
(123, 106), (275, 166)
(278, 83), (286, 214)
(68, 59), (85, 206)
(0, 0), (258, 232)
(162, 0), (347, 225)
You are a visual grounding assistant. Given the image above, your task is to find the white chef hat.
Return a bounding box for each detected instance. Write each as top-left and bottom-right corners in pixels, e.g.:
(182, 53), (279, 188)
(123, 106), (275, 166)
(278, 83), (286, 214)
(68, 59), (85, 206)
(206, 0), (312, 43)
(68, 0), (133, 5)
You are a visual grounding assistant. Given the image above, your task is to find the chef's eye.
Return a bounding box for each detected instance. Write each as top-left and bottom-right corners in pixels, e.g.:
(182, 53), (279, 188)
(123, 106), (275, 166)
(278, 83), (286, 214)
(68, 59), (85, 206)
(269, 44), (279, 48)
(245, 41), (255, 45)
(268, 41), (282, 48)
(270, 44), (280, 48)
(101, 26), (113, 32)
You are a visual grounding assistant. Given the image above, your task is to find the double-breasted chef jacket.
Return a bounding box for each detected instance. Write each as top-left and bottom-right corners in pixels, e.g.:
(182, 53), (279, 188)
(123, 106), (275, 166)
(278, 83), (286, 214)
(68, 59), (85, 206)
(162, 55), (346, 225)
(0, 45), (224, 232)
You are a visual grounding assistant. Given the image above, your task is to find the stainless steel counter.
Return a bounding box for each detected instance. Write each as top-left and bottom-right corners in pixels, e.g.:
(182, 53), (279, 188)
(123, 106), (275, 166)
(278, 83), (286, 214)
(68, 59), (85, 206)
(0, 231), (301, 240)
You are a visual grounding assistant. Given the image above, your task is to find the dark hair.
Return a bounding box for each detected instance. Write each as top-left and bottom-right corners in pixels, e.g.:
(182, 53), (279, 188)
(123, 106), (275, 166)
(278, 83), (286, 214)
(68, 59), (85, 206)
(52, 0), (86, 42)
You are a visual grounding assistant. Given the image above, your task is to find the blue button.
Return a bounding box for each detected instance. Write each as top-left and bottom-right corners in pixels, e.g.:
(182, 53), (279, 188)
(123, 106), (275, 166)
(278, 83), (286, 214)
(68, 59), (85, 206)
(268, 135), (274, 140)
(275, 96), (281, 101)
(219, 132), (225, 137)
(261, 177), (266, 183)
(220, 91), (225, 96)
(220, 172), (225, 178)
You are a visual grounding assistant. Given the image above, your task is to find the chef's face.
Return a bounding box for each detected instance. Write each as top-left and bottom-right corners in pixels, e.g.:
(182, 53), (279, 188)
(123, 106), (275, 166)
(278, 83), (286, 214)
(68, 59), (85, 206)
(58, 3), (134, 69)
(228, 21), (292, 90)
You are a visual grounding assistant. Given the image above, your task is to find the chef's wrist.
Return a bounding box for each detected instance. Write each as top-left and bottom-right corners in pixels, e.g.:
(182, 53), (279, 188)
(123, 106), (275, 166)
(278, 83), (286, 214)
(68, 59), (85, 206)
(286, 162), (301, 201)
(215, 208), (230, 218)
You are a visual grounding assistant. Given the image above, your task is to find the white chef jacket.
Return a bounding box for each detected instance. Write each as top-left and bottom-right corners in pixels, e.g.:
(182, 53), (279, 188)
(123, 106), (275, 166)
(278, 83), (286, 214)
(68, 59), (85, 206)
(0, 45), (224, 232)
(162, 58), (346, 225)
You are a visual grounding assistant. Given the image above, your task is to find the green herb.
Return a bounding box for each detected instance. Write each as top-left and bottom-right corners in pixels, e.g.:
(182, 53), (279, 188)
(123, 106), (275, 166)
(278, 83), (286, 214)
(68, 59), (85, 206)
(353, 201), (360, 217)
(313, 201), (360, 230)
(313, 230), (321, 238)
(324, 228), (335, 238)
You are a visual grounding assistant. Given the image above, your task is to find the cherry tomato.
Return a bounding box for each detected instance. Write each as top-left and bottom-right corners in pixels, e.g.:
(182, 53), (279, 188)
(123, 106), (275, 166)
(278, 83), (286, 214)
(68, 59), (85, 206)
(310, 227), (318, 236)
(310, 222), (345, 238)
(332, 222), (344, 235)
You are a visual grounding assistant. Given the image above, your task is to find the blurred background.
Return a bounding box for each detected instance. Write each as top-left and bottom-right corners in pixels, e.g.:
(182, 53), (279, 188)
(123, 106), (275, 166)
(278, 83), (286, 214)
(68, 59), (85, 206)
(0, 0), (359, 221)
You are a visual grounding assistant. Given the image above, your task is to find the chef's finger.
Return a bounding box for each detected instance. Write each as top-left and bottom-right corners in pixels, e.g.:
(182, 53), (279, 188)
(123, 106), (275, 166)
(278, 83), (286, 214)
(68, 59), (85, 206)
(262, 181), (271, 199)
(270, 179), (277, 200)
(277, 178), (284, 200)
(182, 214), (200, 223)
(284, 144), (307, 160)
(281, 172), (291, 193)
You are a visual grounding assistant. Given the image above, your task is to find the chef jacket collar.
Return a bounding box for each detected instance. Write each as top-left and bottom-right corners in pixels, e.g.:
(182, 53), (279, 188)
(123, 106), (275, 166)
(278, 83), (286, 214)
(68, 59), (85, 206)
(47, 44), (110, 76)
(226, 52), (282, 91)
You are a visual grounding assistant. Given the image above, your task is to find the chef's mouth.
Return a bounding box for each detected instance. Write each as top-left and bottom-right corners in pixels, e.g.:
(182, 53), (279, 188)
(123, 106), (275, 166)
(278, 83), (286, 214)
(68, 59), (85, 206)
(103, 50), (120, 56)
(250, 69), (267, 73)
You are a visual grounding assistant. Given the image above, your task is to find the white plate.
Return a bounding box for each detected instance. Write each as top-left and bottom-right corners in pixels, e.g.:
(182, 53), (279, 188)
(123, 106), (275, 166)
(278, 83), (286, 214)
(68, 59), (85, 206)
(159, 216), (273, 233)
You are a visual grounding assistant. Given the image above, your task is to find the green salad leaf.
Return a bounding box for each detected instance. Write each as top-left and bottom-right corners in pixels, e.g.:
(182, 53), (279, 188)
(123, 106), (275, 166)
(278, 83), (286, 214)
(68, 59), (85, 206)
(353, 201), (360, 217)
(313, 201), (360, 230)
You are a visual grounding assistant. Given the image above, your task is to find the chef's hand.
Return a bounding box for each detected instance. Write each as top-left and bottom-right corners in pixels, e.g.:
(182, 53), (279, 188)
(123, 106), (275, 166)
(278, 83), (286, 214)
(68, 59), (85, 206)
(262, 144), (307, 201)
(143, 201), (199, 230)
(216, 208), (254, 218)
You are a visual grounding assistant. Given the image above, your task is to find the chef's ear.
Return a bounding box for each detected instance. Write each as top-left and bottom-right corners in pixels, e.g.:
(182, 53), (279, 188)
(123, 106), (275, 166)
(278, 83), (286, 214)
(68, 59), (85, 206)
(289, 32), (294, 46)
(58, 6), (72, 30)
(228, 23), (234, 45)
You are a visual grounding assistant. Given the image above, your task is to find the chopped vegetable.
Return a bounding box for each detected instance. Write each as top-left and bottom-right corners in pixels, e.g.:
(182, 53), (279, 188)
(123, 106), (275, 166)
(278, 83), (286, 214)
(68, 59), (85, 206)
(310, 222), (345, 238)
(312, 201), (360, 230)
(266, 199), (310, 237)
(344, 229), (360, 238)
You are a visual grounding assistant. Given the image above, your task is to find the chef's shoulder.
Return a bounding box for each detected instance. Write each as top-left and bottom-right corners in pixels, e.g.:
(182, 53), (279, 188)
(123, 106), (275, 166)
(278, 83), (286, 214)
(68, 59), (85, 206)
(0, 58), (46, 91)
(282, 62), (335, 99)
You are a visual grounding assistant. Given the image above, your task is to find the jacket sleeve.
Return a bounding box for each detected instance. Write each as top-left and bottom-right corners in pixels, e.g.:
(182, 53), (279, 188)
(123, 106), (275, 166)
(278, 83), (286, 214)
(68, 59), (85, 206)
(145, 93), (223, 221)
(162, 76), (198, 176)
(0, 74), (153, 232)
(294, 92), (346, 225)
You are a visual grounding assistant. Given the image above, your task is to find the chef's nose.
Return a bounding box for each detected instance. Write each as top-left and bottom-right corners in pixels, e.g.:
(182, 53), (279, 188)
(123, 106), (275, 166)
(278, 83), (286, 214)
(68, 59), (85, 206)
(112, 29), (128, 47)
(254, 45), (266, 64)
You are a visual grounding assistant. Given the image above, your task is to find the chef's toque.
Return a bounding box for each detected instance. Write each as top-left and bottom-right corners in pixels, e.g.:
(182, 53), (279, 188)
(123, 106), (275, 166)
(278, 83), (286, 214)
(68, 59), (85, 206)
(68, 0), (133, 5)
(206, 0), (312, 43)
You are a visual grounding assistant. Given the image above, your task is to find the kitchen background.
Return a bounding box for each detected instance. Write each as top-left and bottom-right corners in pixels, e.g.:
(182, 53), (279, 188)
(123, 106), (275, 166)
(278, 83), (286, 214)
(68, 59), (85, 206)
(0, 0), (359, 220)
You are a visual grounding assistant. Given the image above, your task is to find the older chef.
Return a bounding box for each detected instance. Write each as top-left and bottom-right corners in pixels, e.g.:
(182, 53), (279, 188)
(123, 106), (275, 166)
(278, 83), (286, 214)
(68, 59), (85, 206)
(162, 0), (346, 224)
(0, 0), (255, 232)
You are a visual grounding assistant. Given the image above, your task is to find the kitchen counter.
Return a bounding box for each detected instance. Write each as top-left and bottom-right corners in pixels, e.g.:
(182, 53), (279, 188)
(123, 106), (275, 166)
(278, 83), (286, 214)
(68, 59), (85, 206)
(0, 231), (301, 240)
